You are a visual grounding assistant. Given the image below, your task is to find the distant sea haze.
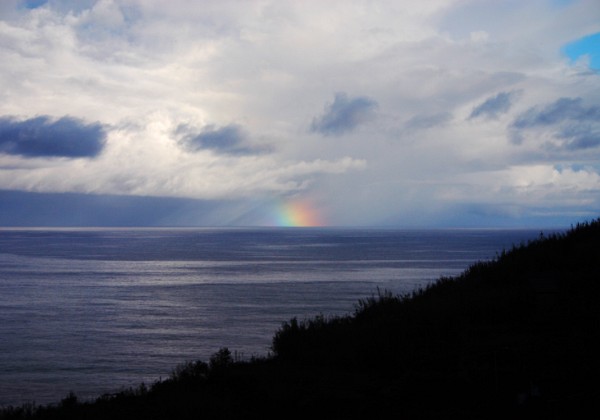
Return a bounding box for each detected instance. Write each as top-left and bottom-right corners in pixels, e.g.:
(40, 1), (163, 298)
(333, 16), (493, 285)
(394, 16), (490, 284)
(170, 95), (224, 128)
(0, 227), (551, 406)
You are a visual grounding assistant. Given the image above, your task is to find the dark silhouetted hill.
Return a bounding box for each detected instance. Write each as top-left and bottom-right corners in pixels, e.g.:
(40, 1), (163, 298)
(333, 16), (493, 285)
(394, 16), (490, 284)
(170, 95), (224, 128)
(2, 219), (599, 419)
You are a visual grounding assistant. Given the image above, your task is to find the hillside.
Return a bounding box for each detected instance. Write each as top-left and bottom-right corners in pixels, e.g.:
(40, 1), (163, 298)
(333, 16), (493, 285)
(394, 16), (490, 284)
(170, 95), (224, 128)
(2, 219), (599, 419)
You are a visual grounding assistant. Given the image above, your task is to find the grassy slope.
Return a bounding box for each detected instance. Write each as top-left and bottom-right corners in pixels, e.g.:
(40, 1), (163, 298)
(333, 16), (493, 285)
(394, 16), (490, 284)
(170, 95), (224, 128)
(2, 219), (599, 419)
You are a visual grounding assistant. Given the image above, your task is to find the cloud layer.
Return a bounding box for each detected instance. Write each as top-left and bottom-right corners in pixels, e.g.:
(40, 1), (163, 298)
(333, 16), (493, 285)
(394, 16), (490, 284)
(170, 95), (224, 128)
(0, 116), (106, 157)
(0, 0), (599, 226)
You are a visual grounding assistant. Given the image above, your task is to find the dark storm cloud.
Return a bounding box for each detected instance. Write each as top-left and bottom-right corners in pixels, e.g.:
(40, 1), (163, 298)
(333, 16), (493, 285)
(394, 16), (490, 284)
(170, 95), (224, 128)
(311, 93), (378, 136)
(511, 97), (600, 149)
(179, 124), (268, 156)
(558, 124), (600, 150)
(469, 91), (515, 119)
(512, 97), (600, 128)
(0, 116), (107, 158)
(0, 189), (224, 227)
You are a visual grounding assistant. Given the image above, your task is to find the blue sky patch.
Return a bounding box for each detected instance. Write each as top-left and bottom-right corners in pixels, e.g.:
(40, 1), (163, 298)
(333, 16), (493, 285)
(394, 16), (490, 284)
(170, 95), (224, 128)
(563, 32), (600, 69)
(22, 0), (47, 9)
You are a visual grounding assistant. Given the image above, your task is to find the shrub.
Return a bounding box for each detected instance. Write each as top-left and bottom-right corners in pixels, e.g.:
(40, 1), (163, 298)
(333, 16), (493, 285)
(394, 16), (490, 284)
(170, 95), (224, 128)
(209, 347), (233, 370)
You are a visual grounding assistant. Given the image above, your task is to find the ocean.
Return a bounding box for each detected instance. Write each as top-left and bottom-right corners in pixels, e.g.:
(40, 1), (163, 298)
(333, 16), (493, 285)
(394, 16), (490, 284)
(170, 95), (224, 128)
(0, 227), (548, 406)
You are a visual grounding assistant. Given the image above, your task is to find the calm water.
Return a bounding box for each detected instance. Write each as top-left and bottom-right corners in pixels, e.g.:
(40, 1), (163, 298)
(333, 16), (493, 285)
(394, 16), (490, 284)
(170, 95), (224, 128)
(0, 227), (546, 406)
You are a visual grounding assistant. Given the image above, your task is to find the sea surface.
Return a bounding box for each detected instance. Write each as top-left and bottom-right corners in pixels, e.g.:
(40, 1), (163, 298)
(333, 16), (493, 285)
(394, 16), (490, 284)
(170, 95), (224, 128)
(0, 227), (549, 406)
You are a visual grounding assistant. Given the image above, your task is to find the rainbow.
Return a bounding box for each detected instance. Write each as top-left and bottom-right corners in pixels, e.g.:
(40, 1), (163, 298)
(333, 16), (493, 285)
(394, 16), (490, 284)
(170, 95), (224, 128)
(272, 199), (325, 227)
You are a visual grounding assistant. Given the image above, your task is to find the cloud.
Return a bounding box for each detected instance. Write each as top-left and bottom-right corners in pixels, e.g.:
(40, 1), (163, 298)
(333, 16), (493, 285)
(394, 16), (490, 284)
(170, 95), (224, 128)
(404, 112), (452, 131)
(513, 97), (600, 128)
(469, 91), (516, 119)
(178, 124), (269, 156)
(1, 1), (599, 226)
(0, 116), (106, 158)
(0, 112), (366, 201)
(310, 93), (378, 136)
(511, 97), (600, 150)
(558, 124), (600, 151)
(0, 189), (232, 226)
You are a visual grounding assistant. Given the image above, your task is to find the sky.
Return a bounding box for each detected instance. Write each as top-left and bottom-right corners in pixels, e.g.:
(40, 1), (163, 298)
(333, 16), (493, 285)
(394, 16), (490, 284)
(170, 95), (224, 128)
(0, 0), (599, 227)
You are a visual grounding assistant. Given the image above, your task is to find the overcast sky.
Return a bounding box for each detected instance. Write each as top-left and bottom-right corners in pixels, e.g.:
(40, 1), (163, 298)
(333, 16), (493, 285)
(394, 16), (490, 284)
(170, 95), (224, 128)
(0, 0), (599, 227)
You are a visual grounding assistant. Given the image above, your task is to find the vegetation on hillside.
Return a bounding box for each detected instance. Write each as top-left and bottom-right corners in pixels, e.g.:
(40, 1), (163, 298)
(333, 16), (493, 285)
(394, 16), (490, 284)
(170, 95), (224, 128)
(2, 219), (599, 419)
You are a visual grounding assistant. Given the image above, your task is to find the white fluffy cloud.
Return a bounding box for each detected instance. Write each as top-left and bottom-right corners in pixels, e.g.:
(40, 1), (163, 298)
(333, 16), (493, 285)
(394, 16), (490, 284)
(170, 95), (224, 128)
(0, 0), (599, 226)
